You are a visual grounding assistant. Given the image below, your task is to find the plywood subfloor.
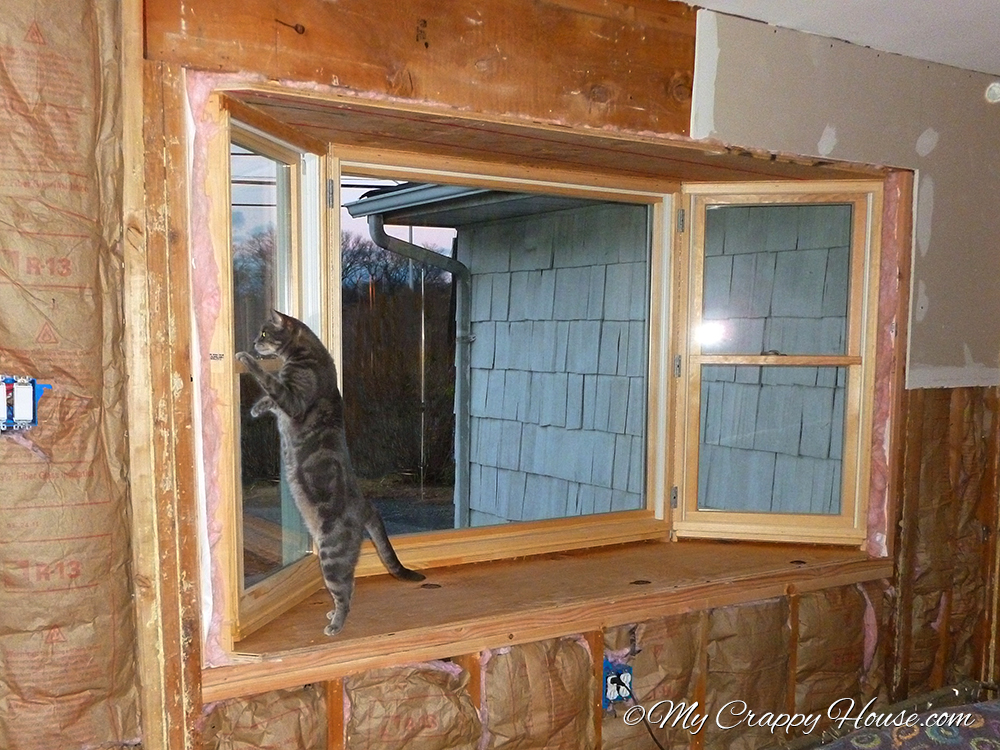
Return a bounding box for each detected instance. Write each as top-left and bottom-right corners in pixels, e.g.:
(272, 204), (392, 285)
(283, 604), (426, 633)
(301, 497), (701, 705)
(204, 539), (890, 701)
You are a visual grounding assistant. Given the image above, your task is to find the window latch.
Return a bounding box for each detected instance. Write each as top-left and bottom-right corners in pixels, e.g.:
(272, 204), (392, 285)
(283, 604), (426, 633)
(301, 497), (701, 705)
(670, 486), (678, 509)
(673, 354), (682, 378)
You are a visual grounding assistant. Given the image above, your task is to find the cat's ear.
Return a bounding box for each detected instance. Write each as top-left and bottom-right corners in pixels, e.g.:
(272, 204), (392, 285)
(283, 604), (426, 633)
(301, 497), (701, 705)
(270, 309), (284, 325)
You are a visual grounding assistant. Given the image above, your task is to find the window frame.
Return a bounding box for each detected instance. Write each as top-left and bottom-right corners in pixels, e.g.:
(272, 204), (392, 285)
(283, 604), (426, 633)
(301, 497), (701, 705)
(670, 181), (884, 545)
(208, 101), (331, 644)
(333, 150), (676, 579)
(205, 94), (887, 648)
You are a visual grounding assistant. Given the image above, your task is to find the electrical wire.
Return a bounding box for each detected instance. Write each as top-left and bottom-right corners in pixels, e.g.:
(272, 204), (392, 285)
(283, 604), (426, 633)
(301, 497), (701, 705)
(610, 674), (668, 750)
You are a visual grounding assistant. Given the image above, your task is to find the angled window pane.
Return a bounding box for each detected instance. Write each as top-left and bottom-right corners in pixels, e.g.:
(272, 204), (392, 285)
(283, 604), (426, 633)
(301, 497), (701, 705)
(700, 204), (852, 356)
(231, 140), (309, 589)
(698, 365), (845, 515)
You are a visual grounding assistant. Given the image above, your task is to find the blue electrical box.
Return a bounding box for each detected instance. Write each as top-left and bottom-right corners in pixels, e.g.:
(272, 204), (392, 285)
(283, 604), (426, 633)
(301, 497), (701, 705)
(2, 376), (51, 431)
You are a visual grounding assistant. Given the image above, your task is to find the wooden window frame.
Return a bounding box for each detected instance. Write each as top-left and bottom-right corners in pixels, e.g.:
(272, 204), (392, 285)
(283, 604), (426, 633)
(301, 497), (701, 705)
(208, 103), (680, 643)
(327, 151), (677, 577)
(205, 95), (888, 649)
(671, 181), (884, 545)
(208, 101), (332, 643)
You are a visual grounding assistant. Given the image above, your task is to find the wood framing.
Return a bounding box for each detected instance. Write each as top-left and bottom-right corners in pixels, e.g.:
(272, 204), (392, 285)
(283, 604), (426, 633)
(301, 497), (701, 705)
(124, 58), (202, 750)
(145, 0), (697, 136)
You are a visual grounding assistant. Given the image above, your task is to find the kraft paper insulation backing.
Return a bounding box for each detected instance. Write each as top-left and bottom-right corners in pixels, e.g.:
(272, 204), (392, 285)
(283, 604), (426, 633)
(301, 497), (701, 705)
(0, 2), (139, 749)
(345, 662), (480, 750)
(201, 685), (327, 750)
(482, 637), (595, 750)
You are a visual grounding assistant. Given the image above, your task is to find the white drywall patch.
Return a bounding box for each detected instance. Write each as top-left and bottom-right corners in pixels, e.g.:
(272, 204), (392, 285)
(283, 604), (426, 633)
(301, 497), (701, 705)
(963, 343), (983, 368)
(915, 127), (939, 157)
(915, 174), (934, 257)
(915, 279), (929, 322)
(691, 10), (720, 139)
(817, 124), (837, 156)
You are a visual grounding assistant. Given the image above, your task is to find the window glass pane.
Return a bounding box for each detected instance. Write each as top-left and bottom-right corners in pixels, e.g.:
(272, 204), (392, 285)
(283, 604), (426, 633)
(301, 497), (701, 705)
(340, 191), (457, 534)
(231, 141), (310, 589)
(700, 204), (852, 356)
(341, 178), (650, 530)
(698, 365), (845, 514)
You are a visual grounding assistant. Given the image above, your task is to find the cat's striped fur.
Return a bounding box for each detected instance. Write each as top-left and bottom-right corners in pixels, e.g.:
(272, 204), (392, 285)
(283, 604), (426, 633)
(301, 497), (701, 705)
(236, 310), (424, 636)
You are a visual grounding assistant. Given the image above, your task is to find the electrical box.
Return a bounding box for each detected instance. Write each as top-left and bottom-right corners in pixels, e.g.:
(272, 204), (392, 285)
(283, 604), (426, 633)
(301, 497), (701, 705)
(2, 376), (51, 431)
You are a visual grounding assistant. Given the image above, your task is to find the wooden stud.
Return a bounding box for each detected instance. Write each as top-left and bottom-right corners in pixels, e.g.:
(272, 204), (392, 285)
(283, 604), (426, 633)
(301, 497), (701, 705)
(787, 591), (800, 715)
(878, 170), (914, 561)
(981, 387), (1000, 685)
(889, 386), (921, 702)
(452, 653), (483, 712)
(690, 610), (709, 750)
(584, 630), (604, 748)
(125, 58), (202, 750)
(325, 679), (345, 750)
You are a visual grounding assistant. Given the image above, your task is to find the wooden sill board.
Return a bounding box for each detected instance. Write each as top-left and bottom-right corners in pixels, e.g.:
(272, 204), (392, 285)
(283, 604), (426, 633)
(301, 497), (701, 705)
(202, 539), (891, 701)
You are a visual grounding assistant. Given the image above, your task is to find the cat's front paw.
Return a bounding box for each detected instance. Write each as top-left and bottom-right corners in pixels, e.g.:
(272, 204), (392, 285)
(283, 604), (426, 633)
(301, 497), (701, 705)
(250, 397), (276, 418)
(235, 351), (257, 369)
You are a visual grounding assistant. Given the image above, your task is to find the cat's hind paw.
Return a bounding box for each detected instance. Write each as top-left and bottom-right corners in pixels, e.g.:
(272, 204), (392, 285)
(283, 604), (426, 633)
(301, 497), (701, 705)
(324, 610), (344, 636)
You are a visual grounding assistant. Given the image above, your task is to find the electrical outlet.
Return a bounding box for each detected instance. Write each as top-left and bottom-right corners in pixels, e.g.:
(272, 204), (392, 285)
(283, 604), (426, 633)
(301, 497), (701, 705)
(602, 657), (633, 709)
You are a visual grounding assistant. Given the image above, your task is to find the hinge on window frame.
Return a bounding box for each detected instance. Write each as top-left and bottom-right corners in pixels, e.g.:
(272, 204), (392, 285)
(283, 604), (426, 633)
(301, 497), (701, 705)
(670, 486), (679, 509)
(673, 354), (682, 378)
(326, 178), (336, 209)
(676, 208), (685, 233)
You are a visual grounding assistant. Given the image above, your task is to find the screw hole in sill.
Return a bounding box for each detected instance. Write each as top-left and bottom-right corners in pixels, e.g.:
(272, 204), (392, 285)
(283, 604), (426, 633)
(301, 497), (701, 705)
(630, 579), (652, 586)
(789, 559), (807, 566)
(420, 582), (442, 589)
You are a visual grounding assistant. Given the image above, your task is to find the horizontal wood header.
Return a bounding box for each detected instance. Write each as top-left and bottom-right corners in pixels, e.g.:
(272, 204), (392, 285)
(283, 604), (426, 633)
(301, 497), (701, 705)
(145, 0), (696, 136)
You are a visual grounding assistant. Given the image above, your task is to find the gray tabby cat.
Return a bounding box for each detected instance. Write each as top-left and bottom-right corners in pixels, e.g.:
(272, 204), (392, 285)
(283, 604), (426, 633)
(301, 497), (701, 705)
(236, 310), (424, 636)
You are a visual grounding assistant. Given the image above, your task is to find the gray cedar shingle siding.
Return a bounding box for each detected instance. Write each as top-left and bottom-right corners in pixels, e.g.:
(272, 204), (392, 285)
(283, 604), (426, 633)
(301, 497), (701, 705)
(696, 202), (852, 514)
(463, 201), (649, 524)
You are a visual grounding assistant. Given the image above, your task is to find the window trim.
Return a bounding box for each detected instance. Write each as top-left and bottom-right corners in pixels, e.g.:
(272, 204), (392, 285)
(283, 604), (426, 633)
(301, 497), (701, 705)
(670, 181), (884, 545)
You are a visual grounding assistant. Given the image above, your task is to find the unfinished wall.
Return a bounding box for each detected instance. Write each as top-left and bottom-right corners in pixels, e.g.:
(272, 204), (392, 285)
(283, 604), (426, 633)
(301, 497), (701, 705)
(464, 203), (649, 524)
(602, 584), (885, 749)
(692, 10), (1000, 388)
(891, 386), (997, 698)
(0, 2), (138, 748)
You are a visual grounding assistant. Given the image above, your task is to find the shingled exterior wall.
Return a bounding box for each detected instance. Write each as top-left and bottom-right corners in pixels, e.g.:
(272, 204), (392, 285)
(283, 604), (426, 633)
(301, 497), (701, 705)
(462, 202), (650, 524)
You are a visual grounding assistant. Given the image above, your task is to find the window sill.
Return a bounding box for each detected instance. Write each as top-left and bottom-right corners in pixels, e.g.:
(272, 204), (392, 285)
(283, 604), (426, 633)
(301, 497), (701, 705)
(201, 539), (891, 702)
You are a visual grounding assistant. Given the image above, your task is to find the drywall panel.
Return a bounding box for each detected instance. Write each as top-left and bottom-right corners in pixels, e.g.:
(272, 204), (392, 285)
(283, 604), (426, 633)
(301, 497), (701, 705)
(692, 10), (1000, 388)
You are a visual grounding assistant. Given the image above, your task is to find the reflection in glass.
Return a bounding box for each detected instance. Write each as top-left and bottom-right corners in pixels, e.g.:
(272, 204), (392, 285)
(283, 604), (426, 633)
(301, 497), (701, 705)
(701, 204), (852, 356)
(340, 212), (457, 536)
(340, 180), (651, 529)
(231, 141), (310, 589)
(698, 365), (845, 514)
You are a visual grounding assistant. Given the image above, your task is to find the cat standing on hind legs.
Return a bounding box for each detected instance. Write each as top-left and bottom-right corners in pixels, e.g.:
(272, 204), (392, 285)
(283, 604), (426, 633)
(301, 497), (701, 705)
(236, 310), (424, 636)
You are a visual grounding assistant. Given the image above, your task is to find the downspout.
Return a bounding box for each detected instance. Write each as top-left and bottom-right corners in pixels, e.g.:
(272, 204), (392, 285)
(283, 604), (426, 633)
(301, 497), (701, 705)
(367, 215), (472, 528)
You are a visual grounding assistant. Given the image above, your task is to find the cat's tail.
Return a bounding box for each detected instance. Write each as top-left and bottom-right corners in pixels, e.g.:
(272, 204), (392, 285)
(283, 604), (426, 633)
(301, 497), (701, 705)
(364, 511), (426, 582)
